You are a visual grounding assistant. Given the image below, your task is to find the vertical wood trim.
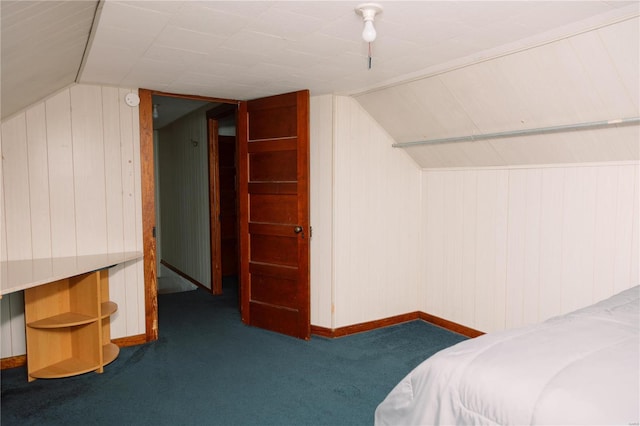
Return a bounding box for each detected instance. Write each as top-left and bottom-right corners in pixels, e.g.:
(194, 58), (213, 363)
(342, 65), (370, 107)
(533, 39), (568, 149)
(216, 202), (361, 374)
(138, 89), (158, 342)
(237, 100), (249, 324)
(131, 92), (146, 334)
(208, 118), (222, 295)
(297, 90), (311, 337)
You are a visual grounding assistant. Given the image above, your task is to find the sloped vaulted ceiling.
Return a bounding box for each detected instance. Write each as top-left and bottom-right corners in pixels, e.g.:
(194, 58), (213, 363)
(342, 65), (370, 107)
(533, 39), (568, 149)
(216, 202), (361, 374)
(355, 13), (640, 168)
(1, 0), (638, 166)
(0, 1), (99, 119)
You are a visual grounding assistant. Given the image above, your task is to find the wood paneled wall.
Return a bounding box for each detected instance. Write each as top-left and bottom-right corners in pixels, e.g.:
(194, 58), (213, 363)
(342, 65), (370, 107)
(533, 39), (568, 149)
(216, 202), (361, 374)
(309, 95), (334, 328)
(332, 96), (422, 328)
(0, 84), (145, 358)
(156, 105), (211, 289)
(3, 86), (636, 358)
(421, 163), (639, 333)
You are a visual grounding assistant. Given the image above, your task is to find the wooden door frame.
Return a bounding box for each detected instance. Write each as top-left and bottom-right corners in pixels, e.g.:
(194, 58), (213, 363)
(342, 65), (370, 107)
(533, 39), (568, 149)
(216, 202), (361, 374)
(138, 89), (238, 342)
(206, 104), (238, 295)
(207, 117), (222, 295)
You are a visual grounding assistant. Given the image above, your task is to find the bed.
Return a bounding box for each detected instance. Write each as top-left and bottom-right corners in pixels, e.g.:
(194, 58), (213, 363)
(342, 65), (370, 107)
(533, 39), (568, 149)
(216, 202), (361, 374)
(375, 285), (639, 425)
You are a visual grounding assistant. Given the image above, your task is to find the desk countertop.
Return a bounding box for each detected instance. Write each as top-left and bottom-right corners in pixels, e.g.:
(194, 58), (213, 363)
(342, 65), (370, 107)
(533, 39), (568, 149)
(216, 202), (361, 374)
(0, 251), (143, 295)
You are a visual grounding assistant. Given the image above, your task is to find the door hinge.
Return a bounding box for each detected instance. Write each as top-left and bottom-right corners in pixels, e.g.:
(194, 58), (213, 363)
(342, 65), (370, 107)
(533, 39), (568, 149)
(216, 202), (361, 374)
(152, 226), (156, 238)
(310, 225), (313, 238)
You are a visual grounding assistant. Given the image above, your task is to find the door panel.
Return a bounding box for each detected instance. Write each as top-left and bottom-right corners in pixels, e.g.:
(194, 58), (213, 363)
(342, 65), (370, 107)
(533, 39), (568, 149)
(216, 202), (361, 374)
(251, 274), (298, 308)
(249, 151), (297, 181)
(238, 90), (310, 340)
(250, 234), (298, 266)
(249, 194), (297, 223)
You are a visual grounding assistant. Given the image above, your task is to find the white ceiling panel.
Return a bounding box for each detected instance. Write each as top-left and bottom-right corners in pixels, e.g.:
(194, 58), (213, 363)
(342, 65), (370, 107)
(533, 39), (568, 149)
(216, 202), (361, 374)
(75, 0), (638, 101)
(97, 1), (172, 34)
(2, 0), (639, 168)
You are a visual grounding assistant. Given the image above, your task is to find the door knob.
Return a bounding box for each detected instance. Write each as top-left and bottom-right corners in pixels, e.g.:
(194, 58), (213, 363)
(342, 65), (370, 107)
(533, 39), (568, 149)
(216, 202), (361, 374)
(294, 226), (303, 234)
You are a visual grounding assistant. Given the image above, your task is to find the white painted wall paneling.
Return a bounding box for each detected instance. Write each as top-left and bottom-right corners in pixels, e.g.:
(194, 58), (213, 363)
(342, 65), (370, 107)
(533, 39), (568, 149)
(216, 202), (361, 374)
(71, 85), (109, 254)
(332, 96), (422, 328)
(0, 84), (145, 357)
(0, 127), (5, 265)
(118, 86), (145, 335)
(309, 95), (334, 328)
(46, 89), (78, 257)
(421, 163), (639, 333)
(157, 104), (211, 290)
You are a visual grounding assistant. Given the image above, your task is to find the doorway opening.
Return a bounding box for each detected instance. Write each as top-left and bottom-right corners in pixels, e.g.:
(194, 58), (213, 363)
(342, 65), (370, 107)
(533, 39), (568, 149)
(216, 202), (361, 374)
(147, 91), (239, 300)
(139, 89), (310, 343)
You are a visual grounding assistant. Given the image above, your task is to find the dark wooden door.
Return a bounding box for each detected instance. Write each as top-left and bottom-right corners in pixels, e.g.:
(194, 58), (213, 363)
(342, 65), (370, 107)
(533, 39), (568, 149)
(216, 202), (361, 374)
(218, 135), (238, 276)
(238, 90), (310, 340)
(208, 104), (239, 295)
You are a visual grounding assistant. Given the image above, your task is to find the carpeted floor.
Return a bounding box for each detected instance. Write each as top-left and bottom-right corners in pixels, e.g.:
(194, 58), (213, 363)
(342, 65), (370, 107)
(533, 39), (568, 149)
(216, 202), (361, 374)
(1, 281), (466, 425)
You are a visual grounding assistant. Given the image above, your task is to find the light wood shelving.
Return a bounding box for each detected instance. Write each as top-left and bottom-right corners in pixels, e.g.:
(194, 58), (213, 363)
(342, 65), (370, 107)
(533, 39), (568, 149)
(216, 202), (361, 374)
(24, 269), (119, 381)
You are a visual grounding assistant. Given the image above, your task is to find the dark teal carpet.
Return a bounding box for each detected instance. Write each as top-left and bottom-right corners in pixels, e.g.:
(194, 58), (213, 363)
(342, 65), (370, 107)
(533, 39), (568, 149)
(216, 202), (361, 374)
(1, 282), (466, 425)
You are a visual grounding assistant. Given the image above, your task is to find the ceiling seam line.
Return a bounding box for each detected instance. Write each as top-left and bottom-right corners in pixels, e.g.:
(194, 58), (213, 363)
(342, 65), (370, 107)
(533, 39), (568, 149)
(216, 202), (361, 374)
(75, 0), (103, 83)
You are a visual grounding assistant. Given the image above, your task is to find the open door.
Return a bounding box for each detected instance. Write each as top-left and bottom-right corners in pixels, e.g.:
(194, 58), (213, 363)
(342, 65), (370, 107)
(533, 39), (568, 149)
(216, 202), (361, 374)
(207, 104), (239, 295)
(238, 90), (310, 340)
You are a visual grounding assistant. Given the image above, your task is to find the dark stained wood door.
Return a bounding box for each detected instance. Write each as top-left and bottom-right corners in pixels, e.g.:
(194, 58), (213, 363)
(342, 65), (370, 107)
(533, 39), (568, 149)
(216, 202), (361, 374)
(238, 90), (310, 339)
(208, 105), (239, 295)
(218, 135), (238, 276)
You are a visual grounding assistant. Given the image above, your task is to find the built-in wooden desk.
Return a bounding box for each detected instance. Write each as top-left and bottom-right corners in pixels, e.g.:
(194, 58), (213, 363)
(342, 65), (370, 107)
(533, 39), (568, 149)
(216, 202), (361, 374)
(0, 252), (142, 381)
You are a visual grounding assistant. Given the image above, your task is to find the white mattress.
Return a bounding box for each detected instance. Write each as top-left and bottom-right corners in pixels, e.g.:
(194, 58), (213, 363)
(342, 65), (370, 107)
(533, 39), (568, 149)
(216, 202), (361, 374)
(375, 286), (640, 425)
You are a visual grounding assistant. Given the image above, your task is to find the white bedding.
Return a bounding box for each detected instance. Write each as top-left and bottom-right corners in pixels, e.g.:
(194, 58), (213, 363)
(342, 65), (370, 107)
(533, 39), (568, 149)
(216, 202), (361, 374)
(375, 286), (639, 425)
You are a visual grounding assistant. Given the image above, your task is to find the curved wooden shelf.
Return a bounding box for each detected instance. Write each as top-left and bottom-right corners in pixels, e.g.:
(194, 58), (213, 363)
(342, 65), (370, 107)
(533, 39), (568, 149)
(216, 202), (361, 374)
(103, 343), (120, 366)
(24, 269), (120, 381)
(27, 312), (97, 329)
(101, 301), (118, 319)
(29, 357), (100, 380)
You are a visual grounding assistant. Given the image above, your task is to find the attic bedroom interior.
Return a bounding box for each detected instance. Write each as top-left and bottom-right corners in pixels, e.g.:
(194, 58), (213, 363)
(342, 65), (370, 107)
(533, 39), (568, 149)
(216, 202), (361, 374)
(1, 1), (638, 425)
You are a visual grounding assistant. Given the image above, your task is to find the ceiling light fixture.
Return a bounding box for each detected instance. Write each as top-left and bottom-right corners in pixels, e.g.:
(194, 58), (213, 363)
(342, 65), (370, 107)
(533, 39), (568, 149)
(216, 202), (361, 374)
(152, 104), (159, 119)
(355, 3), (383, 42)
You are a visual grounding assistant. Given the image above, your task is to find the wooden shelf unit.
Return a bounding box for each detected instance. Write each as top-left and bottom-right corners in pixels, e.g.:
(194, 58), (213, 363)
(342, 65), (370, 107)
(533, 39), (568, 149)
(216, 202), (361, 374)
(24, 269), (119, 381)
